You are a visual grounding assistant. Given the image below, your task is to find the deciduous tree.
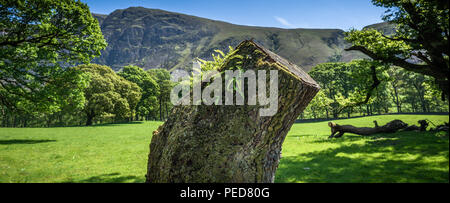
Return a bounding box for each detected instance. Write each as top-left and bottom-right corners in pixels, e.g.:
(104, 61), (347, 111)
(118, 65), (159, 121)
(75, 64), (141, 126)
(0, 0), (107, 113)
(345, 0), (449, 100)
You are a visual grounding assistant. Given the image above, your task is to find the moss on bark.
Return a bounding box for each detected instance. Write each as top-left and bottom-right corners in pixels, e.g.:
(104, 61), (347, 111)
(146, 40), (320, 183)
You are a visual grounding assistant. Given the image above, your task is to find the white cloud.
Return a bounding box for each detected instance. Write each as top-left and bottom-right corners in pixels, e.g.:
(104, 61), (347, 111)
(274, 16), (294, 28)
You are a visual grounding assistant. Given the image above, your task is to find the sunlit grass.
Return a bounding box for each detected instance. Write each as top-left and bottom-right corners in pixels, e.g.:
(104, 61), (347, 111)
(0, 122), (161, 183)
(275, 114), (449, 183)
(0, 114), (448, 183)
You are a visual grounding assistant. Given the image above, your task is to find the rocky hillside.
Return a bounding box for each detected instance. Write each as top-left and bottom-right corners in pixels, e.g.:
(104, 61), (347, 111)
(363, 22), (396, 35)
(92, 7), (371, 72)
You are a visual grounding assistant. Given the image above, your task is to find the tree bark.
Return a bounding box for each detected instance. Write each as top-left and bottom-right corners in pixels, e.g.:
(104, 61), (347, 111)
(145, 40), (320, 183)
(392, 85), (402, 113)
(86, 112), (94, 126)
(159, 95), (162, 121)
(328, 119), (409, 138)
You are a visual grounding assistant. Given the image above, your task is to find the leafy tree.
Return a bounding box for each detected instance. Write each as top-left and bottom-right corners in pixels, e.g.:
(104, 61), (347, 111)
(0, 0), (107, 114)
(304, 90), (332, 119)
(308, 62), (340, 118)
(303, 58), (448, 120)
(309, 60), (389, 118)
(75, 64), (141, 126)
(400, 70), (446, 113)
(345, 0), (449, 99)
(307, 60), (392, 119)
(387, 66), (406, 113)
(346, 60), (391, 114)
(148, 69), (173, 121)
(372, 81), (392, 114)
(423, 79), (450, 113)
(118, 65), (159, 121)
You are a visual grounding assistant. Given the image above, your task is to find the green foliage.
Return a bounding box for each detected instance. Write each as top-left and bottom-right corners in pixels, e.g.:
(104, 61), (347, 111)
(118, 65), (159, 120)
(75, 64), (142, 125)
(0, 0), (107, 113)
(345, 29), (411, 58)
(304, 91), (332, 119)
(345, 0), (449, 98)
(308, 60), (391, 118)
(195, 46), (247, 98)
(196, 46), (237, 72)
(304, 59), (448, 119)
(147, 69), (174, 121)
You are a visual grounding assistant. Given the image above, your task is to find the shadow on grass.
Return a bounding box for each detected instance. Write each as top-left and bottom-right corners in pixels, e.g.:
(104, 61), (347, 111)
(43, 121), (150, 128)
(0, 139), (56, 145)
(64, 173), (144, 183)
(276, 132), (449, 183)
(89, 121), (146, 127)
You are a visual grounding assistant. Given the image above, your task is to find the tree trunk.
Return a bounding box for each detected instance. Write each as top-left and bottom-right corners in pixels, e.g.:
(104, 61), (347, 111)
(86, 116), (93, 126)
(46, 116), (51, 128)
(23, 117), (27, 128)
(365, 105), (369, 116)
(393, 86), (402, 113)
(159, 95), (162, 121)
(86, 111), (94, 126)
(164, 102), (168, 121)
(146, 40), (320, 183)
(12, 114), (16, 128)
(1, 108), (5, 127)
(328, 119), (408, 138)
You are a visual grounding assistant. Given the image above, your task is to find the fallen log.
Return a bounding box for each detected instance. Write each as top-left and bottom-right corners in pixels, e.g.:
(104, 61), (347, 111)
(328, 120), (408, 138)
(402, 125), (420, 131)
(402, 120), (429, 132)
(418, 120), (429, 131)
(430, 122), (449, 136)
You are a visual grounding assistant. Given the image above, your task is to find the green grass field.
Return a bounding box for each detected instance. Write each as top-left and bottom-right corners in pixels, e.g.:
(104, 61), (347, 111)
(0, 114), (448, 183)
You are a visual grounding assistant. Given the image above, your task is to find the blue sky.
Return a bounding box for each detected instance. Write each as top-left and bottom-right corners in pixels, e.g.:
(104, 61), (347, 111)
(82, 0), (388, 30)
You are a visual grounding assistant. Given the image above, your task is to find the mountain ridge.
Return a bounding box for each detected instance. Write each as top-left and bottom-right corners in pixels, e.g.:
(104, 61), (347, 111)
(92, 7), (377, 72)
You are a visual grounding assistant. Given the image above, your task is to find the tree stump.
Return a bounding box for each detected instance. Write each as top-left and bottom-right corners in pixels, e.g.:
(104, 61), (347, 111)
(145, 40), (320, 183)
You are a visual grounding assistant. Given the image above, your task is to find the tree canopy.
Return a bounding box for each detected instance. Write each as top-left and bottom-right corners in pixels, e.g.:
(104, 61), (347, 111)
(147, 68), (173, 121)
(308, 60), (390, 118)
(345, 0), (449, 100)
(75, 64), (141, 126)
(118, 65), (159, 121)
(0, 0), (107, 113)
(303, 60), (448, 120)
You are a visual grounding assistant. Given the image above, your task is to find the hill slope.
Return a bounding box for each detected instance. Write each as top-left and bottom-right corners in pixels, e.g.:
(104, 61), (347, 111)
(93, 7), (367, 71)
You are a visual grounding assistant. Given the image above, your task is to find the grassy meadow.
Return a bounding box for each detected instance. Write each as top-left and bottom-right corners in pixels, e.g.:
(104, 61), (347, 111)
(0, 114), (448, 183)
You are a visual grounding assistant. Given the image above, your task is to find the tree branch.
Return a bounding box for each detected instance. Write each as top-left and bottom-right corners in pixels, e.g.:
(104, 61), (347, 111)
(381, 33), (418, 43)
(0, 32), (58, 47)
(345, 46), (436, 77)
(335, 65), (380, 115)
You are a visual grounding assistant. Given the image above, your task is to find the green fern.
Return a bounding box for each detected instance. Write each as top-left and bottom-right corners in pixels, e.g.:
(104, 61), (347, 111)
(191, 46), (245, 102)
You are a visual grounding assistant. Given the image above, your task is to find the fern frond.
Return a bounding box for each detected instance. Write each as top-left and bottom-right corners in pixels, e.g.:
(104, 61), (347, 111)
(214, 49), (226, 58)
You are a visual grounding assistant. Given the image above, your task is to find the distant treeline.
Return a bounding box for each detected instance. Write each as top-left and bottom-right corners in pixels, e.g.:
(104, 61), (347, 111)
(301, 60), (449, 120)
(2, 59), (448, 127)
(296, 112), (449, 123)
(0, 64), (174, 127)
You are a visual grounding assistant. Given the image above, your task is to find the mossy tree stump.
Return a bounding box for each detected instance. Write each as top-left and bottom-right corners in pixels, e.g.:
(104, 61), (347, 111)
(146, 40), (320, 183)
